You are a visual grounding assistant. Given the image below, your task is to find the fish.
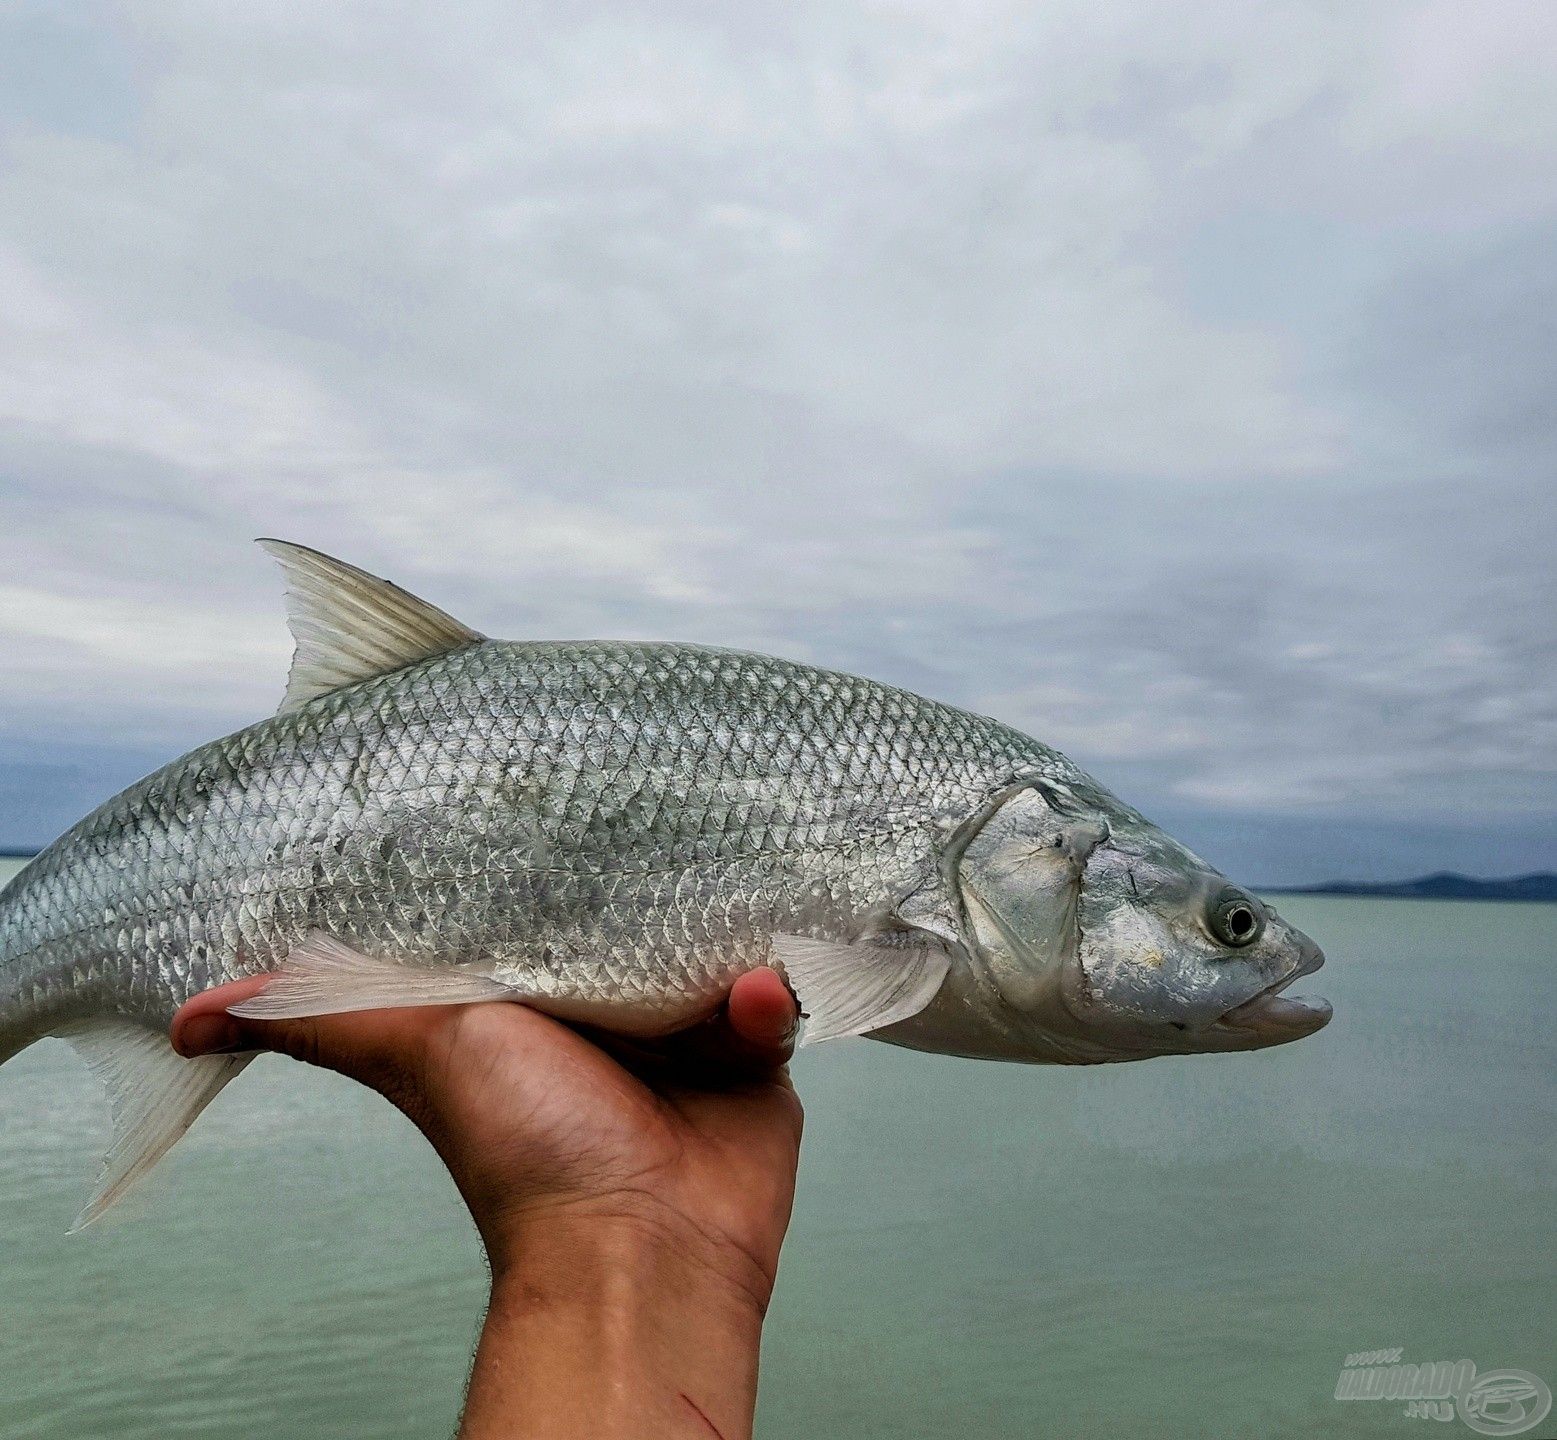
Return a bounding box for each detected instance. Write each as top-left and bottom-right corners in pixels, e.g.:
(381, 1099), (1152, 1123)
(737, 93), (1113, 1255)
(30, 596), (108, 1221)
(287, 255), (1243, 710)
(0, 541), (1329, 1227)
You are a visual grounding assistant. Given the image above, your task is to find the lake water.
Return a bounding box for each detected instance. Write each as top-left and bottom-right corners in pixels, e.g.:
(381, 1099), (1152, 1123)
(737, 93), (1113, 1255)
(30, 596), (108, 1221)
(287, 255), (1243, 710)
(0, 856), (1552, 1438)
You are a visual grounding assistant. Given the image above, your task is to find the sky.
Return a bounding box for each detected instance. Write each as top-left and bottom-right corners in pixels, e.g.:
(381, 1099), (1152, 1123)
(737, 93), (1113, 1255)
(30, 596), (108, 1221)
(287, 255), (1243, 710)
(0, 1), (1553, 883)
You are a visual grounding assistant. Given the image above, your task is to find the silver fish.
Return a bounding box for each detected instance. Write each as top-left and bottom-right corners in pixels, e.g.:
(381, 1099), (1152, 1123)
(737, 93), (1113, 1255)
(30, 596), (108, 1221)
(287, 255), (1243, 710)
(0, 541), (1329, 1226)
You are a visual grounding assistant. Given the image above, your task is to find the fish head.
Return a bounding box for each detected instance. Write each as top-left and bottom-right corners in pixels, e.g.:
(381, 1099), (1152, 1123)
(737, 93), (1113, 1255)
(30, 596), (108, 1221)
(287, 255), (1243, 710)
(1059, 799), (1331, 1059)
(886, 778), (1330, 1063)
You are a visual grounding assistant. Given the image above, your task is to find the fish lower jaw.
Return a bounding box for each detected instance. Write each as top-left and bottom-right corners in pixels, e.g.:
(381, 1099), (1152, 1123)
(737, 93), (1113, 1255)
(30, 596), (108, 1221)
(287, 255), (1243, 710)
(1215, 989), (1333, 1040)
(1213, 944), (1331, 1042)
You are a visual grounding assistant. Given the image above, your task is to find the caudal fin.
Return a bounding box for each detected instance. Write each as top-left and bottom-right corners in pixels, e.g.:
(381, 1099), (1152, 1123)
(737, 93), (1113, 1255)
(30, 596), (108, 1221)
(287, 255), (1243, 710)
(57, 1020), (251, 1231)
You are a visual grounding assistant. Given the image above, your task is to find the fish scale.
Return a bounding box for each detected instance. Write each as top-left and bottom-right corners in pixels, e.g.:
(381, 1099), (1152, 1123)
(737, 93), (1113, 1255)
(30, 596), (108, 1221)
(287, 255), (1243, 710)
(0, 638), (1047, 1053)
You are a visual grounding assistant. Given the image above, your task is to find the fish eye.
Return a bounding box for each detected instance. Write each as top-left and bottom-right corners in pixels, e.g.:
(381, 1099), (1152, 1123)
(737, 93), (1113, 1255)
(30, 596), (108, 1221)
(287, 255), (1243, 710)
(1207, 888), (1265, 948)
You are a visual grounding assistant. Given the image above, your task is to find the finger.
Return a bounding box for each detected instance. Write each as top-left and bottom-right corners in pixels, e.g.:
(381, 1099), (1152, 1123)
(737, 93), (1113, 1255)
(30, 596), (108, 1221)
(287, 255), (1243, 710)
(628, 968), (799, 1086)
(169, 976), (268, 1056)
(170, 975), (447, 1096)
(724, 967), (800, 1059)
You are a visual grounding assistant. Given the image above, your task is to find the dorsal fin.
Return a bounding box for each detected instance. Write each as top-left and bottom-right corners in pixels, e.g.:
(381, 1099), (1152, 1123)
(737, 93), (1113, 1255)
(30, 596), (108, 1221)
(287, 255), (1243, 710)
(259, 540), (485, 714)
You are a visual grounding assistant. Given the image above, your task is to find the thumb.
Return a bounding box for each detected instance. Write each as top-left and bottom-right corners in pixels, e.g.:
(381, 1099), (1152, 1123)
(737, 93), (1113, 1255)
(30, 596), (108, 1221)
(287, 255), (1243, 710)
(171, 975), (448, 1105)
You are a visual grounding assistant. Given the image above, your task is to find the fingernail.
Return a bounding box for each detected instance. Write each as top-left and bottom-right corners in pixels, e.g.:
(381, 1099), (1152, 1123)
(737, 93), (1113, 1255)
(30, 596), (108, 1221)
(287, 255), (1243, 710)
(180, 1013), (240, 1056)
(764, 1011), (801, 1048)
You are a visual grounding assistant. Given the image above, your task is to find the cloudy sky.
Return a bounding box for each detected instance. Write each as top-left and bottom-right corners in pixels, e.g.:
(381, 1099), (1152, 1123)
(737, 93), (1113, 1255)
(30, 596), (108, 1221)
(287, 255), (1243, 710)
(0, 1), (1553, 882)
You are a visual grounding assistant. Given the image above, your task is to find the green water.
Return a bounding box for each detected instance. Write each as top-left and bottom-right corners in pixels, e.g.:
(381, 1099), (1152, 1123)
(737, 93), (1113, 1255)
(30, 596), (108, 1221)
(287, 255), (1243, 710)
(0, 857), (1552, 1438)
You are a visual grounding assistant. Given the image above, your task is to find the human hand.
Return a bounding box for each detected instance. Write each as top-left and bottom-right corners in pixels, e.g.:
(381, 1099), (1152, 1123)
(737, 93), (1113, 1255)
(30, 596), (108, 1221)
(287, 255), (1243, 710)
(171, 969), (803, 1439)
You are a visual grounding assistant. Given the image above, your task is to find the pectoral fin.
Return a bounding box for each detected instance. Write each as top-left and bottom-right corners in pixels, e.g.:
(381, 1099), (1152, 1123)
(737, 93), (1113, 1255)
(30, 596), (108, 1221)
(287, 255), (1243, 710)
(770, 934), (951, 1045)
(227, 933), (516, 1020)
(61, 1020), (251, 1231)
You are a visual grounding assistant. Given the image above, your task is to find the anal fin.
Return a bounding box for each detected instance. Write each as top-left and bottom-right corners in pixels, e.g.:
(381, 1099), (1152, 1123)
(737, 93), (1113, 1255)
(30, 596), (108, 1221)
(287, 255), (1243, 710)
(770, 934), (951, 1045)
(60, 1020), (252, 1232)
(227, 933), (515, 1020)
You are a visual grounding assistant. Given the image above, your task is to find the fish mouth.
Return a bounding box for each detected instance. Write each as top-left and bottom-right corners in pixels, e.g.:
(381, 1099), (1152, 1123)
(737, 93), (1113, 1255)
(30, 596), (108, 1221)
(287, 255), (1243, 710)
(1214, 939), (1331, 1044)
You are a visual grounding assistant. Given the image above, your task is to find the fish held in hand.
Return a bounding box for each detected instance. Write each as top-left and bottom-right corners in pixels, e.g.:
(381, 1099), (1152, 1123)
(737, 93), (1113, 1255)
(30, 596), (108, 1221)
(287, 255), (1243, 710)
(0, 542), (1329, 1225)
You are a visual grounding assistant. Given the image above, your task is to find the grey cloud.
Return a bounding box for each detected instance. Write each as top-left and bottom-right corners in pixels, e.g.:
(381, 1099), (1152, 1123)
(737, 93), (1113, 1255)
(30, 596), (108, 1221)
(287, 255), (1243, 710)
(1357, 229), (1557, 472)
(0, 2), (1553, 876)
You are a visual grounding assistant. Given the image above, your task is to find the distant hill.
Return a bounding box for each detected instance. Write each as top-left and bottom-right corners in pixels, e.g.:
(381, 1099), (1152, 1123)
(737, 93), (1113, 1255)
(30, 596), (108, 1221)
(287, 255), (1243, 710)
(1268, 872), (1557, 902)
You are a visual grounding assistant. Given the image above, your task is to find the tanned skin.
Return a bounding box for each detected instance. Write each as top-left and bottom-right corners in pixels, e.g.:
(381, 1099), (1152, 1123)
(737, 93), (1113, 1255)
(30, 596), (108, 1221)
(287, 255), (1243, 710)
(173, 967), (802, 1440)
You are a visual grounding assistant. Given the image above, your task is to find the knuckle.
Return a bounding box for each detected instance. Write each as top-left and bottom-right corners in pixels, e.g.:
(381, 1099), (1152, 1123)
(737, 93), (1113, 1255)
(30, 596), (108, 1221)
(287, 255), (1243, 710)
(271, 1020), (325, 1069)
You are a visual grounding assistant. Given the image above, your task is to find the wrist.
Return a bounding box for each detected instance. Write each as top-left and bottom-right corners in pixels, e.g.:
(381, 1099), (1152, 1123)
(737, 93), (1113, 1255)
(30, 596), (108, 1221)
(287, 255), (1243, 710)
(462, 1207), (771, 1440)
(488, 1198), (777, 1318)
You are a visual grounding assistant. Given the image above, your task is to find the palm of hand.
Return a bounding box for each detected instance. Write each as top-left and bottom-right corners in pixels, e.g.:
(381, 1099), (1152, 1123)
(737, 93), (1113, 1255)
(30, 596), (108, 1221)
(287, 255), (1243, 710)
(413, 996), (803, 1294)
(173, 967), (803, 1306)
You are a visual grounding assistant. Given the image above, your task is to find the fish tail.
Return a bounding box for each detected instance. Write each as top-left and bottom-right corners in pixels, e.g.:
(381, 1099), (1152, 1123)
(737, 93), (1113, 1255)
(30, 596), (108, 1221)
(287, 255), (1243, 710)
(0, 937), (37, 1067)
(0, 903), (27, 1066)
(0, 968), (27, 1067)
(0, 869), (49, 1067)
(0, 921), (16, 1061)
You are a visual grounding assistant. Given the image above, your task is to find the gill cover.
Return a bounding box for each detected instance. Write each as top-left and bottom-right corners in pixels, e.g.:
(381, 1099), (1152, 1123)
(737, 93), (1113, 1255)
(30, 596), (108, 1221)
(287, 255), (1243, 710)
(956, 784), (1109, 1011)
